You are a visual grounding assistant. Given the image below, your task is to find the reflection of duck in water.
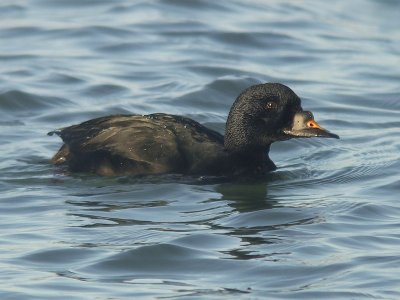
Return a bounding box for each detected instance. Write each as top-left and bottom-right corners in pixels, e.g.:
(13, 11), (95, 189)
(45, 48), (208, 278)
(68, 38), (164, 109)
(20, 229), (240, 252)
(49, 83), (338, 176)
(216, 182), (275, 212)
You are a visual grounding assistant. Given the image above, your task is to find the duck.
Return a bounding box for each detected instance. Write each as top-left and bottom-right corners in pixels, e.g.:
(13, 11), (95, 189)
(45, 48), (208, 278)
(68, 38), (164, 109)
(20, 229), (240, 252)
(49, 83), (339, 177)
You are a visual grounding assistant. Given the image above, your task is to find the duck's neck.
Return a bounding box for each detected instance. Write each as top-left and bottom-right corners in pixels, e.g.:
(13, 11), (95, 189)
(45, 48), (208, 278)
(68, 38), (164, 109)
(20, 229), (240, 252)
(224, 107), (274, 151)
(224, 110), (252, 152)
(223, 110), (276, 174)
(222, 144), (276, 176)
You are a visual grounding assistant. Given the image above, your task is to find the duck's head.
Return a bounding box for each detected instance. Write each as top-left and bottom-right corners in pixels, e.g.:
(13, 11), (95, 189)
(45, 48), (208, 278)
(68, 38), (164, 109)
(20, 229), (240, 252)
(224, 83), (339, 153)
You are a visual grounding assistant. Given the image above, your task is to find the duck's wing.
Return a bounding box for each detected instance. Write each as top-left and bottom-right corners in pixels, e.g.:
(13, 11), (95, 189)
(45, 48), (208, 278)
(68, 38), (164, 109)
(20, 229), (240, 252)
(50, 115), (187, 175)
(49, 114), (225, 176)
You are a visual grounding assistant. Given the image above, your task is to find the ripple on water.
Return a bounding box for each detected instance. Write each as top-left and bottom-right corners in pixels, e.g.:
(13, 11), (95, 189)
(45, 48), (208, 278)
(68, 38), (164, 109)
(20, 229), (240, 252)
(21, 247), (104, 267)
(0, 90), (72, 113)
(1, 0), (400, 299)
(171, 77), (260, 112)
(79, 83), (130, 98)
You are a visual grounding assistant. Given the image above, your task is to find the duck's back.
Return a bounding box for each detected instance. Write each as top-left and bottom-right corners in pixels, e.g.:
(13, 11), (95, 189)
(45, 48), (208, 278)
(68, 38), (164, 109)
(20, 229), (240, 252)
(50, 113), (225, 176)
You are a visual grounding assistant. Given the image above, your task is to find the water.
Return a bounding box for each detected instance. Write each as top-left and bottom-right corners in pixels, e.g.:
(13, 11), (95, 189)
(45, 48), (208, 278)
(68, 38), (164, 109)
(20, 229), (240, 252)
(1, 0), (400, 299)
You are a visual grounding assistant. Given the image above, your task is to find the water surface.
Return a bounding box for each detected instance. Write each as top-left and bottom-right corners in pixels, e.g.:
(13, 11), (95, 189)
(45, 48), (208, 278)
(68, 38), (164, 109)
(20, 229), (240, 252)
(1, 0), (400, 299)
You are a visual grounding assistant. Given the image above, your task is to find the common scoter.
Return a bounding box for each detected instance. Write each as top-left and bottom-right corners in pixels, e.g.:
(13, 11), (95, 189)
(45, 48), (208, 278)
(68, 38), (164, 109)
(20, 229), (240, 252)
(49, 83), (339, 176)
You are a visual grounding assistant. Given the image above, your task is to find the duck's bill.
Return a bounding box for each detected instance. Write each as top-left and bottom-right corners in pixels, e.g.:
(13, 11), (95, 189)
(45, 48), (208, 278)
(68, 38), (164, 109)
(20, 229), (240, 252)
(283, 111), (339, 139)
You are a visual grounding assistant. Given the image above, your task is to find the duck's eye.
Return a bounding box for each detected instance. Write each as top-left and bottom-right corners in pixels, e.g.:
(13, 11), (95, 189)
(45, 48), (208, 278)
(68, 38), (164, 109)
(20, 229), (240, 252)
(266, 102), (277, 109)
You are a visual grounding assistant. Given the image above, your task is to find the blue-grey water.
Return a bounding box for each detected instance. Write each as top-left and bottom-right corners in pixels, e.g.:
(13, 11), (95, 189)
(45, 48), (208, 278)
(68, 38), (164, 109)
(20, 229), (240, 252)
(1, 0), (400, 299)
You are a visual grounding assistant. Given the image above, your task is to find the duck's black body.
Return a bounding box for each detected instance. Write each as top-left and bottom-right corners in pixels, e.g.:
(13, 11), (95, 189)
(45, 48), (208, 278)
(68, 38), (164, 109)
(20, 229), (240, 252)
(50, 83), (338, 176)
(51, 114), (230, 176)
